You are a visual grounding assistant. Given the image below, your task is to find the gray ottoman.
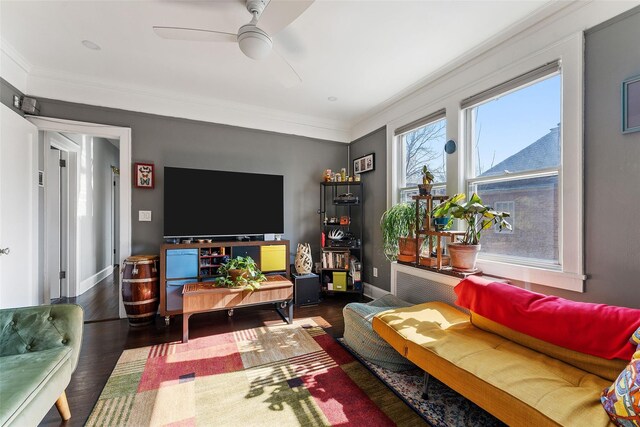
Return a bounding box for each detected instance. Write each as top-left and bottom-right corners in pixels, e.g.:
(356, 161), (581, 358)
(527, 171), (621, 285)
(343, 294), (416, 371)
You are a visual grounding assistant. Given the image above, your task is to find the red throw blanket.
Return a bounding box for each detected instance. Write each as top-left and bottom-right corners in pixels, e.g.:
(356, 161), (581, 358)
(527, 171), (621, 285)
(455, 276), (640, 360)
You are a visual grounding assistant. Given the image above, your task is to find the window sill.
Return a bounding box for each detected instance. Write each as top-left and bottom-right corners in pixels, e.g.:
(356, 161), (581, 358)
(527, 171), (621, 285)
(475, 258), (585, 292)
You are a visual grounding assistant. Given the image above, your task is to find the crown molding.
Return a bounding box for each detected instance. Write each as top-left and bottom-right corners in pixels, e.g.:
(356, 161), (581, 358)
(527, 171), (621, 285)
(23, 66), (351, 143)
(0, 38), (32, 93)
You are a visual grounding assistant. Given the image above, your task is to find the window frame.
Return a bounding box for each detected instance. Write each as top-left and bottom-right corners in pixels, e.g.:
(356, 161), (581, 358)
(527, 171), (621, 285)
(386, 34), (585, 292)
(395, 114), (448, 203)
(463, 71), (561, 267)
(460, 53), (584, 292)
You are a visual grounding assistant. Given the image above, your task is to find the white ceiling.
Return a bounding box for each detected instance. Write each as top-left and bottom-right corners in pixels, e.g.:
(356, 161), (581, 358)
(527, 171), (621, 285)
(1, 0), (554, 136)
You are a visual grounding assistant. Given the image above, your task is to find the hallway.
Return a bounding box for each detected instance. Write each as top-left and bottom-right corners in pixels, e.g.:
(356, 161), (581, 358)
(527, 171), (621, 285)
(53, 267), (120, 323)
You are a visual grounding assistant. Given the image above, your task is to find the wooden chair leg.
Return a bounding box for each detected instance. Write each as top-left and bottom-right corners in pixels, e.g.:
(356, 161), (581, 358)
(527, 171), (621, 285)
(55, 391), (71, 421)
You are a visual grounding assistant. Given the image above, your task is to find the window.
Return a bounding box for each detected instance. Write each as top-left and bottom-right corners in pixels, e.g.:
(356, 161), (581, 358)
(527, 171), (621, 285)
(464, 66), (561, 266)
(396, 112), (447, 203)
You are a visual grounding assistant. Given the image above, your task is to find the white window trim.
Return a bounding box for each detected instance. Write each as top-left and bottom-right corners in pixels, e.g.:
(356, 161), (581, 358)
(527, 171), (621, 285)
(387, 33), (585, 292)
(394, 116), (448, 204)
(465, 36), (585, 292)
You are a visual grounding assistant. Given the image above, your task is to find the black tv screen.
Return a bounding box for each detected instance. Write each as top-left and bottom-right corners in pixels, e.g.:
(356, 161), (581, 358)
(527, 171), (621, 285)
(164, 167), (284, 237)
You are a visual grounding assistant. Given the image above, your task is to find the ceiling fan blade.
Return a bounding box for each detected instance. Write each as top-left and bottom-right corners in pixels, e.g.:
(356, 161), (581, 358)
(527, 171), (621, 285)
(264, 49), (302, 88)
(258, 0), (315, 35)
(153, 26), (236, 43)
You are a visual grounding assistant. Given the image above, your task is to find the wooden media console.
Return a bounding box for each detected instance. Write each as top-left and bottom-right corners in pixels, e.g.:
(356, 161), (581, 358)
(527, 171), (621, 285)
(181, 275), (293, 343)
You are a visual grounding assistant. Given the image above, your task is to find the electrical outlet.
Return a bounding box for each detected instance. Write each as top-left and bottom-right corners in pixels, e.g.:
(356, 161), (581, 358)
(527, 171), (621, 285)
(138, 210), (152, 222)
(373, 267), (378, 277)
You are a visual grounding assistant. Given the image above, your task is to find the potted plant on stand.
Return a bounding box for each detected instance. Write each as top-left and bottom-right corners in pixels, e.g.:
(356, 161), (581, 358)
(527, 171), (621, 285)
(418, 165), (435, 196)
(216, 256), (266, 291)
(381, 202), (426, 262)
(431, 193), (511, 272)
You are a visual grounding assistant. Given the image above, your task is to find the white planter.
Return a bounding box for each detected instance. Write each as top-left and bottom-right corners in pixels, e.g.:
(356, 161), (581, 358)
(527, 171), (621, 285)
(448, 243), (481, 272)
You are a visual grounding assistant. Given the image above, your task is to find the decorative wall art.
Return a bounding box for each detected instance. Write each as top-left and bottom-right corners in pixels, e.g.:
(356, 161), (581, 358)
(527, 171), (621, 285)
(134, 163), (154, 188)
(622, 74), (640, 133)
(353, 153), (375, 174)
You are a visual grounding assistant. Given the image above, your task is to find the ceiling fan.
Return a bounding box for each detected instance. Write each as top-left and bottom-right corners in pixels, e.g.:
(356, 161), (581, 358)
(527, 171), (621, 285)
(153, 0), (314, 88)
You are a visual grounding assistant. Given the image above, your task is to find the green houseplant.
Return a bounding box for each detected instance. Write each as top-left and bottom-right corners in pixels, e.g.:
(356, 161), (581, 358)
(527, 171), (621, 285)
(431, 193), (511, 271)
(418, 165), (435, 195)
(216, 256), (266, 291)
(381, 202), (426, 261)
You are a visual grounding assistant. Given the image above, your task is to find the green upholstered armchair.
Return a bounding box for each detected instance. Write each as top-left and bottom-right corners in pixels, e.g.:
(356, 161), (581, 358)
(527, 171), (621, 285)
(0, 304), (83, 426)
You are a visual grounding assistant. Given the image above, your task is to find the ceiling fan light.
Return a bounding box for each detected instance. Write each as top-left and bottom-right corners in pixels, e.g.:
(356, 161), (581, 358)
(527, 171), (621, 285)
(237, 25), (272, 60)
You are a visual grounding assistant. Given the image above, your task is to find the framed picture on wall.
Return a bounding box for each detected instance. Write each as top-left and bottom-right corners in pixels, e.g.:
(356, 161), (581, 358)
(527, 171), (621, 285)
(353, 153), (375, 174)
(622, 74), (640, 133)
(134, 162), (154, 188)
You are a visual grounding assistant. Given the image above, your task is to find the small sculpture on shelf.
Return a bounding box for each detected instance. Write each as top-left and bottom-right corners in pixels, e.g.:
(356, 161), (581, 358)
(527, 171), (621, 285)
(295, 243), (313, 275)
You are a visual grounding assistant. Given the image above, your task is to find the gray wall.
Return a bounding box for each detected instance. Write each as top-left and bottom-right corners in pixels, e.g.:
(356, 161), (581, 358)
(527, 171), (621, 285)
(77, 137), (119, 282)
(529, 9), (640, 307)
(0, 78), (24, 117)
(34, 99), (347, 262)
(350, 127), (390, 290)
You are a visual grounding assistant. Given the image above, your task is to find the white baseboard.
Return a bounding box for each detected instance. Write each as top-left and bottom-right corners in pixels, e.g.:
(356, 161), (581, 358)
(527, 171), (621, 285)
(78, 265), (114, 295)
(363, 282), (392, 300)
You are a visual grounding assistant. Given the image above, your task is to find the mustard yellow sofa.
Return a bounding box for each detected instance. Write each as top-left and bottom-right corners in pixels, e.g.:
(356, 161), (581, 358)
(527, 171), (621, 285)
(372, 301), (626, 427)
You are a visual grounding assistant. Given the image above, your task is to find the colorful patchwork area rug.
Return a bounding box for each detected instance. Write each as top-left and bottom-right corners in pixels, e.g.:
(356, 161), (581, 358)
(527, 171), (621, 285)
(339, 339), (504, 427)
(87, 318), (426, 426)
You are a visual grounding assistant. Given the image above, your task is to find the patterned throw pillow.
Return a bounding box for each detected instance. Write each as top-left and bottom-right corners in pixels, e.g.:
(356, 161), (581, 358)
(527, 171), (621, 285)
(601, 327), (640, 426)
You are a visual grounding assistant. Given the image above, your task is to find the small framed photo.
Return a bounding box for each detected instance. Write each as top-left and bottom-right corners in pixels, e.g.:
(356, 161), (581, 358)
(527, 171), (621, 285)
(622, 74), (640, 133)
(353, 153), (375, 174)
(134, 162), (154, 189)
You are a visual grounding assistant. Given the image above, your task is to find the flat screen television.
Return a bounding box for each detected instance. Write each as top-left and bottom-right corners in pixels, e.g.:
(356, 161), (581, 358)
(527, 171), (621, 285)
(164, 167), (284, 238)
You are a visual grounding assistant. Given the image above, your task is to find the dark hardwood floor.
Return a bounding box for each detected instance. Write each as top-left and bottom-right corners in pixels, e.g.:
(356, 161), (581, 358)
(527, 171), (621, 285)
(52, 267), (120, 323)
(40, 293), (365, 426)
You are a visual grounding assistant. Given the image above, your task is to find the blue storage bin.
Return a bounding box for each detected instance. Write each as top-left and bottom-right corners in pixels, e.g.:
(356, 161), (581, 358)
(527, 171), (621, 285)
(166, 249), (198, 279)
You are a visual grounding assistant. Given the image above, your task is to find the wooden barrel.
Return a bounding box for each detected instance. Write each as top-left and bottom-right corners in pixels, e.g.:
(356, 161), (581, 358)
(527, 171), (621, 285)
(122, 255), (159, 326)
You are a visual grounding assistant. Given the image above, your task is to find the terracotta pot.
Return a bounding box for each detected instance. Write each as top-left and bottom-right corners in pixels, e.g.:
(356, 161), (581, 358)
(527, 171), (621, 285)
(447, 243), (480, 271)
(228, 269), (249, 283)
(398, 237), (424, 258)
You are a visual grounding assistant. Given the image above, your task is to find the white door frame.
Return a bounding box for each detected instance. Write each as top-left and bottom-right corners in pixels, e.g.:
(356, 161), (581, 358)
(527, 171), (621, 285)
(44, 146), (62, 300)
(28, 116), (132, 319)
(111, 169), (120, 266)
(44, 133), (78, 301)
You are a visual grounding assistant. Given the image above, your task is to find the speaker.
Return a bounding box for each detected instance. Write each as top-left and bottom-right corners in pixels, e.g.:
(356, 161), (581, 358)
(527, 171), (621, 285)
(19, 96), (40, 115)
(293, 273), (320, 306)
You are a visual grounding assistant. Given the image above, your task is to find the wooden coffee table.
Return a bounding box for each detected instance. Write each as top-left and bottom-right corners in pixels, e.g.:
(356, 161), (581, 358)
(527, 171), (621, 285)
(181, 275), (293, 343)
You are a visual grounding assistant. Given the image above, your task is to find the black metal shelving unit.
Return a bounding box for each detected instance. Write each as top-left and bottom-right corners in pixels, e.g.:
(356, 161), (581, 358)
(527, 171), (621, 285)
(318, 181), (363, 297)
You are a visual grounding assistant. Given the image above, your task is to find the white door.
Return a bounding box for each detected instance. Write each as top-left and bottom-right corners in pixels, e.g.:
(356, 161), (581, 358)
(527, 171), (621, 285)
(46, 147), (62, 299)
(0, 104), (39, 308)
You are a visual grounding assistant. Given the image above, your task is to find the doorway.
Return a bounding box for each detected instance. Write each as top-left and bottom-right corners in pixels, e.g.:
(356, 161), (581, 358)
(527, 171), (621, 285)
(28, 116), (132, 321)
(45, 132), (121, 322)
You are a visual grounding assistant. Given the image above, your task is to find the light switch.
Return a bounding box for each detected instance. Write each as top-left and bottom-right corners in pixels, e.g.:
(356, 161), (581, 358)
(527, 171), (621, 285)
(139, 210), (152, 222)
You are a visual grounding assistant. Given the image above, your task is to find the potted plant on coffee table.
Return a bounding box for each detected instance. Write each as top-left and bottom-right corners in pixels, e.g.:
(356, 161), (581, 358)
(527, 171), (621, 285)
(418, 165), (435, 196)
(381, 202), (426, 262)
(216, 256), (266, 291)
(431, 193), (511, 272)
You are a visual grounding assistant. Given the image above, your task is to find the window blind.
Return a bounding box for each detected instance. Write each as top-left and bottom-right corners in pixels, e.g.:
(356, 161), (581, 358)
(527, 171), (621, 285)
(394, 108), (446, 136)
(460, 61), (560, 110)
